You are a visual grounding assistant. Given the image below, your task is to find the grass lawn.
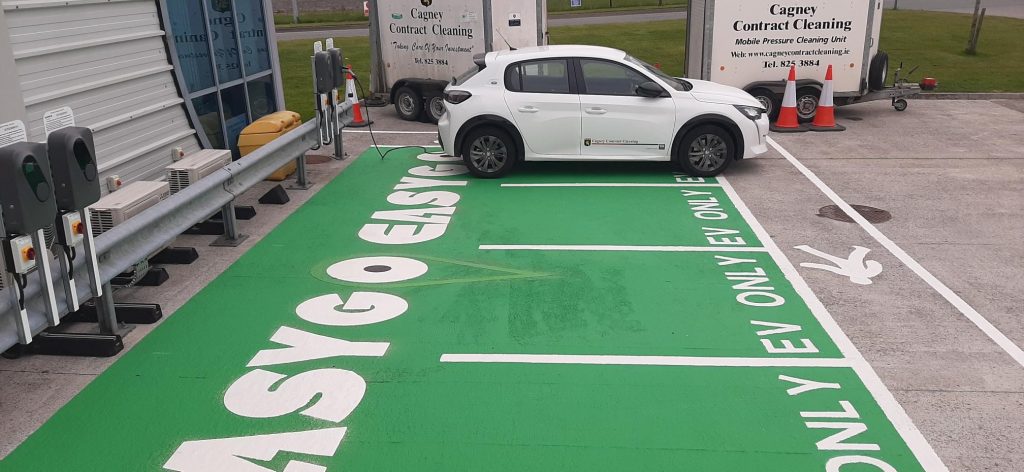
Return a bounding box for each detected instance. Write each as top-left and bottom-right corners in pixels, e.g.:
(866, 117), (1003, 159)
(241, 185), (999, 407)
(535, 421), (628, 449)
(277, 10), (1024, 120)
(273, 1), (688, 28)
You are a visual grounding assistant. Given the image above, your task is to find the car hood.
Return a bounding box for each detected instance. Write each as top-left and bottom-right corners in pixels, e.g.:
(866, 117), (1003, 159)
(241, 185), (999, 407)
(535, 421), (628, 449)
(683, 79), (762, 107)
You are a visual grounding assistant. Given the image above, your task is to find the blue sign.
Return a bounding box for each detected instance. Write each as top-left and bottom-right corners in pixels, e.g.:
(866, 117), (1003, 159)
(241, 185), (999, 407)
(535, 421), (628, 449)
(571, 0), (582, 7)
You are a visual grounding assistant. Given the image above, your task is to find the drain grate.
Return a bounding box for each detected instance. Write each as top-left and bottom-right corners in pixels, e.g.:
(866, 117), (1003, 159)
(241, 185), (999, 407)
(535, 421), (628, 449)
(817, 204), (892, 224)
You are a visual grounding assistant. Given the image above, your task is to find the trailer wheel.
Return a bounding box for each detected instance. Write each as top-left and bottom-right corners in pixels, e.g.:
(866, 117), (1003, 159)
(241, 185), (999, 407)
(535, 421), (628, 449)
(425, 93), (446, 123)
(869, 51), (889, 92)
(749, 88), (781, 121)
(394, 86), (422, 121)
(893, 98), (908, 112)
(795, 87), (820, 122)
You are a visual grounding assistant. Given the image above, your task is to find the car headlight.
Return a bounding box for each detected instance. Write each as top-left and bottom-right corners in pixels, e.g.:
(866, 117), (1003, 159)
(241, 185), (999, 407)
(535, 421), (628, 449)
(734, 105), (765, 121)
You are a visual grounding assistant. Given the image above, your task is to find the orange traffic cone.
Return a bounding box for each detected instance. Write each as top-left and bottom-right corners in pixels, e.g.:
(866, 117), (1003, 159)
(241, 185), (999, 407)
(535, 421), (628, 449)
(811, 65), (846, 132)
(346, 65), (372, 128)
(770, 65), (806, 133)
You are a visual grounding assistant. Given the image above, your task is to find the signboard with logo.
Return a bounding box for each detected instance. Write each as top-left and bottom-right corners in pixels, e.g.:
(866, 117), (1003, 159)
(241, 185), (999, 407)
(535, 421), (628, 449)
(371, 0), (547, 93)
(686, 0), (882, 95)
(376, 0), (488, 88)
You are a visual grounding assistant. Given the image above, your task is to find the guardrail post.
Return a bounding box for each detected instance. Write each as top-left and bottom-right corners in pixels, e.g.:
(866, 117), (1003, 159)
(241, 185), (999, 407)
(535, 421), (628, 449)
(290, 154), (313, 190)
(210, 201), (249, 247)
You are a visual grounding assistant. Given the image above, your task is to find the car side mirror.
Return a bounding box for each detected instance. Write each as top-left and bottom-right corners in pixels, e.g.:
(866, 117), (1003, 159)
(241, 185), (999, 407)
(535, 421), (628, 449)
(636, 81), (665, 98)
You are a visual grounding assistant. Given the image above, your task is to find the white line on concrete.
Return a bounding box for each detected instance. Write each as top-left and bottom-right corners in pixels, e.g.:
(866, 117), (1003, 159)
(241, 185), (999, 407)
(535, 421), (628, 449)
(440, 353), (851, 368)
(500, 183), (722, 188)
(479, 244), (767, 253)
(719, 175), (948, 471)
(343, 130), (438, 134)
(767, 137), (1024, 369)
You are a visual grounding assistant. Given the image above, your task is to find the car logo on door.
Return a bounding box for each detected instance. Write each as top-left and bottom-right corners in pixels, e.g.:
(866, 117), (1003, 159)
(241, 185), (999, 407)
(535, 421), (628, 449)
(421, 0), (431, 6)
(584, 138), (591, 146)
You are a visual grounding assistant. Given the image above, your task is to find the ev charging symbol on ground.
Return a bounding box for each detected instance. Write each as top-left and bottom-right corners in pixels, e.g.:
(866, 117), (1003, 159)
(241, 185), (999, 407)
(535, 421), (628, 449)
(794, 245), (882, 285)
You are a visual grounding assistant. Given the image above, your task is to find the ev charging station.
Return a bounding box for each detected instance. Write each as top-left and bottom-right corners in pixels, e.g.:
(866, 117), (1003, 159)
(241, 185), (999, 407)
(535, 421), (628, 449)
(46, 127), (103, 316)
(0, 142), (59, 343)
(312, 38), (350, 162)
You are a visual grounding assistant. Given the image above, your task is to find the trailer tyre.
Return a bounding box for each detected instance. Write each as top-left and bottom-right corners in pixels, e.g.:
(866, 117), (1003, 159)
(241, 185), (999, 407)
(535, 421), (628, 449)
(796, 87), (820, 122)
(394, 86), (422, 121)
(893, 98), (908, 112)
(749, 88), (781, 121)
(869, 51), (889, 92)
(425, 93), (446, 123)
(676, 125), (734, 177)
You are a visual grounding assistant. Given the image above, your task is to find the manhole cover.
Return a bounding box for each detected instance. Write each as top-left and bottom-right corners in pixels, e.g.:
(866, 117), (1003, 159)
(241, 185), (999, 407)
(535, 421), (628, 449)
(817, 204), (891, 224)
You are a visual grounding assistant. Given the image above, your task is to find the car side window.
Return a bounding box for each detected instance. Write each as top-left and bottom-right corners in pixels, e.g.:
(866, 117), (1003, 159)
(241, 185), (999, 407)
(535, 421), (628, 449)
(580, 59), (653, 96)
(506, 59), (571, 94)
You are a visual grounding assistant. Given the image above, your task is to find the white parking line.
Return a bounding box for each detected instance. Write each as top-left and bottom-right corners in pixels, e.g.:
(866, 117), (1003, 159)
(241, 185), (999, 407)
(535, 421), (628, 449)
(440, 353), (851, 368)
(767, 137), (1024, 370)
(501, 183), (722, 188)
(479, 244), (767, 253)
(719, 175), (948, 471)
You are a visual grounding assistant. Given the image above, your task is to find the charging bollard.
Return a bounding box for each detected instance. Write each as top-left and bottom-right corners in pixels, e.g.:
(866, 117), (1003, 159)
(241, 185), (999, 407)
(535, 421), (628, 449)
(47, 127), (103, 312)
(0, 142), (60, 342)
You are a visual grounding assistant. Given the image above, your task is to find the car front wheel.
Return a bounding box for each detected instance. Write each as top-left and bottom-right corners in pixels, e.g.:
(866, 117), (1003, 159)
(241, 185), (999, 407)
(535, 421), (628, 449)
(676, 125), (735, 177)
(462, 126), (517, 178)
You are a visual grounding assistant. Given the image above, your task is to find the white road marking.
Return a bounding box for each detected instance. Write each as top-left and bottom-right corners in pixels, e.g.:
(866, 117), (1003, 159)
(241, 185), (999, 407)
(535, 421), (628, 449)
(794, 245), (883, 285)
(719, 175), (948, 471)
(768, 137), (1024, 369)
(501, 183), (721, 188)
(345, 130), (437, 134)
(479, 244), (767, 253)
(441, 353), (851, 368)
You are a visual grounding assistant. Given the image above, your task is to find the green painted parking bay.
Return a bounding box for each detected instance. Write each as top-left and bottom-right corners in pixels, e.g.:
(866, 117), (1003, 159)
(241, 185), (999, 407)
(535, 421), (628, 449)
(1, 148), (938, 471)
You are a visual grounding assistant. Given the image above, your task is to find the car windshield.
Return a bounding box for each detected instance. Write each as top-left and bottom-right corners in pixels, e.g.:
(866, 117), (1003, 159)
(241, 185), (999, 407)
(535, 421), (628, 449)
(625, 55), (692, 91)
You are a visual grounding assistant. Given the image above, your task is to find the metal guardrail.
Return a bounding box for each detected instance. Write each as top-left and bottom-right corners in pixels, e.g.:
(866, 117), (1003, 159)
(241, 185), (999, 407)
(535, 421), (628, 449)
(0, 118), (322, 352)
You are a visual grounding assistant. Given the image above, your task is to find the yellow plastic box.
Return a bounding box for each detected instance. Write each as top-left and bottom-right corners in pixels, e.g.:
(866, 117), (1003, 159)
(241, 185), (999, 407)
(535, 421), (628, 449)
(237, 111), (303, 181)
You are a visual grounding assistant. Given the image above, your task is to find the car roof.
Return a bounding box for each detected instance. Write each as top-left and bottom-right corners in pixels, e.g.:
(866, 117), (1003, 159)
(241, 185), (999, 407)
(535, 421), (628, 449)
(489, 45), (627, 63)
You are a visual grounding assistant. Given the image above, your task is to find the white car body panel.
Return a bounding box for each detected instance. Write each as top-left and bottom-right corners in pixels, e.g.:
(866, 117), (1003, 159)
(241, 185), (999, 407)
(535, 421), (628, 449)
(438, 45), (770, 167)
(505, 91), (582, 156)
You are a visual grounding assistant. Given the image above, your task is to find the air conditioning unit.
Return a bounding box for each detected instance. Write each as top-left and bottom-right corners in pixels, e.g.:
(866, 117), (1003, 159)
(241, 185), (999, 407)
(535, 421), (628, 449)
(88, 181), (170, 237)
(165, 149), (231, 194)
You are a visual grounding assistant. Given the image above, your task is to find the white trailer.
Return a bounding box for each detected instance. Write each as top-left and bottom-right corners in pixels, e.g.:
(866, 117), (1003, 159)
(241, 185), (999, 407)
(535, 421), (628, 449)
(367, 0), (548, 123)
(685, 0), (927, 121)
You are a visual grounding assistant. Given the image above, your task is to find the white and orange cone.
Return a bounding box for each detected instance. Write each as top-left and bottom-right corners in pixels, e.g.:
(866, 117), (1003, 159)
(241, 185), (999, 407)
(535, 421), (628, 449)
(346, 65), (372, 128)
(810, 65), (846, 132)
(770, 65), (806, 133)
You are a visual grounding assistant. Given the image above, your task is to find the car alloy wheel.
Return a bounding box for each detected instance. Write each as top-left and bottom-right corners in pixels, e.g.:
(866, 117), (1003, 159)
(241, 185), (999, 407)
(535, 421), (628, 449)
(469, 135), (508, 173)
(687, 133), (728, 172)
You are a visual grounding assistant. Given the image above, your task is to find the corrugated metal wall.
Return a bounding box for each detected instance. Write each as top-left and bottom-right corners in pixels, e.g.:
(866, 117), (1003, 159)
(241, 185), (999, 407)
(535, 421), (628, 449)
(2, 0), (202, 193)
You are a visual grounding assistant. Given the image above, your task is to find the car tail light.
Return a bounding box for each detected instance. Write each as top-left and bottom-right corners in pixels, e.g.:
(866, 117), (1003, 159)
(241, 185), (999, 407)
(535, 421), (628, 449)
(444, 90), (472, 104)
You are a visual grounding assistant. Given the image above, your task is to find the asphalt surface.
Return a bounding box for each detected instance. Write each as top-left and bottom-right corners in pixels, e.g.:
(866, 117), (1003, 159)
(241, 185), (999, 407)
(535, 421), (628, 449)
(882, 0), (1024, 18)
(1, 99), (1022, 471)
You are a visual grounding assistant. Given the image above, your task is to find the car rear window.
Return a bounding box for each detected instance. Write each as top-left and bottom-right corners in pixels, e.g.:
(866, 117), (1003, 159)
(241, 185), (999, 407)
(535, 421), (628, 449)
(505, 59), (571, 94)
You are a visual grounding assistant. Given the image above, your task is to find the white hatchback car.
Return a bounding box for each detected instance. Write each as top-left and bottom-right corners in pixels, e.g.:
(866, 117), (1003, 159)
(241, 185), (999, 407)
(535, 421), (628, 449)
(438, 45), (769, 178)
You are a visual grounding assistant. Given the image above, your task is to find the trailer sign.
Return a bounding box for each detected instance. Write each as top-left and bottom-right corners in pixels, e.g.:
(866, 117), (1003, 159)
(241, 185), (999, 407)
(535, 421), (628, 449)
(378, 0), (485, 86)
(707, 0), (871, 92)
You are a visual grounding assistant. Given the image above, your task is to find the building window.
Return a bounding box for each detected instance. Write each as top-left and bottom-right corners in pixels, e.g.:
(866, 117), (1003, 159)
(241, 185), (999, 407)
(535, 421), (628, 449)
(164, 0), (280, 157)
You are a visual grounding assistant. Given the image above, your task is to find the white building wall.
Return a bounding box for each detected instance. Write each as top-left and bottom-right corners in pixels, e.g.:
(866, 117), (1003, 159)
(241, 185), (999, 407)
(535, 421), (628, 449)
(2, 0), (202, 192)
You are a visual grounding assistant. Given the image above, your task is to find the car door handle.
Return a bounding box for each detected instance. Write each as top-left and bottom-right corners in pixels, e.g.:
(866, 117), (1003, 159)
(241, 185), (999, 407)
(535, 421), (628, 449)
(517, 106), (539, 113)
(585, 107), (607, 115)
